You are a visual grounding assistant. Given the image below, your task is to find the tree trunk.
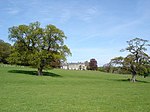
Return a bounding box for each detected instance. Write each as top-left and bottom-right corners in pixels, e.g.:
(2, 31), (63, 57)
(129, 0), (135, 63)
(130, 65), (137, 82)
(38, 67), (43, 76)
(131, 73), (136, 82)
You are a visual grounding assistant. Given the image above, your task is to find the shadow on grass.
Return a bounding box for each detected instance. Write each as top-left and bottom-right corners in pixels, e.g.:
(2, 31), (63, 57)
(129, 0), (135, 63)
(8, 70), (62, 77)
(111, 79), (150, 83)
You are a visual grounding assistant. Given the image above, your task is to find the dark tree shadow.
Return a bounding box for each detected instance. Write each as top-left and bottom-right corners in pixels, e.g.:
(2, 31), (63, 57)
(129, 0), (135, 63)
(111, 78), (150, 83)
(8, 70), (62, 77)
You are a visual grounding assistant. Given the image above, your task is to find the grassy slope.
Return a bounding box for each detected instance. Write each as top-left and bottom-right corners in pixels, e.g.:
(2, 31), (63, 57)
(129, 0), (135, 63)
(0, 65), (150, 112)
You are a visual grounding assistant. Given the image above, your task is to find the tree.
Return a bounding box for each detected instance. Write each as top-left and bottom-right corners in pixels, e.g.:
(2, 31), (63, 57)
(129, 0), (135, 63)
(8, 22), (71, 76)
(89, 58), (98, 70)
(84, 61), (90, 70)
(0, 39), (11, 64)
(110, 56), (124, 73)
(110, 56), (124, 66)
(122, 38), (150, 82)
(103, 63), (112, 73)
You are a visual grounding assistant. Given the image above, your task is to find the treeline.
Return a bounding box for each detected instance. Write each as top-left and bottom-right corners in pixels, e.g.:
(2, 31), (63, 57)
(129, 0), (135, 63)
(0, 39), (11, 64)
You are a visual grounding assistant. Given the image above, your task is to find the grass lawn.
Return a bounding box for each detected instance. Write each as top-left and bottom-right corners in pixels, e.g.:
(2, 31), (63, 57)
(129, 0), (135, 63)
(0, 64), (150, 112)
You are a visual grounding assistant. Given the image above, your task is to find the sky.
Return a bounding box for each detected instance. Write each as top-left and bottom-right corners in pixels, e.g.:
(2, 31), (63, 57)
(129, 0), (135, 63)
(0, 0), (150, 66)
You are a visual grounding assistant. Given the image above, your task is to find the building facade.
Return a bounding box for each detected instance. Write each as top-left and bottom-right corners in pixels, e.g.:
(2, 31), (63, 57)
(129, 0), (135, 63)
(61, 62), (88, 70)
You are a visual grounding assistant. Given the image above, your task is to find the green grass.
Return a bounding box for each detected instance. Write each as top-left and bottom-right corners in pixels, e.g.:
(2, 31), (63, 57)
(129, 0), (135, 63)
(0, 65), (150, 112)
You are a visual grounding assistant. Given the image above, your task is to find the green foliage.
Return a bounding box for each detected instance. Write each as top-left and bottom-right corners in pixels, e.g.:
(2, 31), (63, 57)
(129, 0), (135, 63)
(8, 22), (71, 75)
(0, 39), (11, 64)
(98, 67), (106, 72)
(110, 56), (124, 66)
(0, 65), (150, 112)
(102, 63), (112, 73)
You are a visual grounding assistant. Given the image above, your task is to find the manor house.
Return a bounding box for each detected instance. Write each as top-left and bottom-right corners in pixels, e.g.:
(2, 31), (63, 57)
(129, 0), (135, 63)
(62, 62), (88, 70)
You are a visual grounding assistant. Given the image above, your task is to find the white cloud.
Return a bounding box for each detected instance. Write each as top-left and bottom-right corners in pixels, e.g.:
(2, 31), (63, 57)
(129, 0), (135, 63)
(0, 21), (2, 27)
(59, 9), (72, 23)
(137, 0), (150, 18)
(78, 18), (143, 42)
(52, 6), (100, 24)
(3, 7), (20, 15)
(75, 7), (99, 22)
(87, 7), (97, 15)
(8, 9), (19, 15)
(3, 0), (21, 15)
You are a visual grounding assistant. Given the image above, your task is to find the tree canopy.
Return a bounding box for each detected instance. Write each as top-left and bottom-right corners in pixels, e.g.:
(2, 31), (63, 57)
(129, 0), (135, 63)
(8, 22), (71, 76)
(89, 58), (98, 70)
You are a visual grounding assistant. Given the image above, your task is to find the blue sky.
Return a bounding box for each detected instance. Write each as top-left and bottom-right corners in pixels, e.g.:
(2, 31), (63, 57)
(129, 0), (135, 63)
(0, 0), (150, 66)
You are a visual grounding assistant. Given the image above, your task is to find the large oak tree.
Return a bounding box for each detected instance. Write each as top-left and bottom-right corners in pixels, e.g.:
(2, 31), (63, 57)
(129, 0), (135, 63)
(8, 22), (71, 76)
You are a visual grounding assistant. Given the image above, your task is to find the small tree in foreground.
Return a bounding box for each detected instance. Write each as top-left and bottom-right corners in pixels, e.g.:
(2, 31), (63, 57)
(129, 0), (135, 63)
(8, 22), (71, 76)
(122, 38), (150, 82)
(107, 38), (150, 82)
